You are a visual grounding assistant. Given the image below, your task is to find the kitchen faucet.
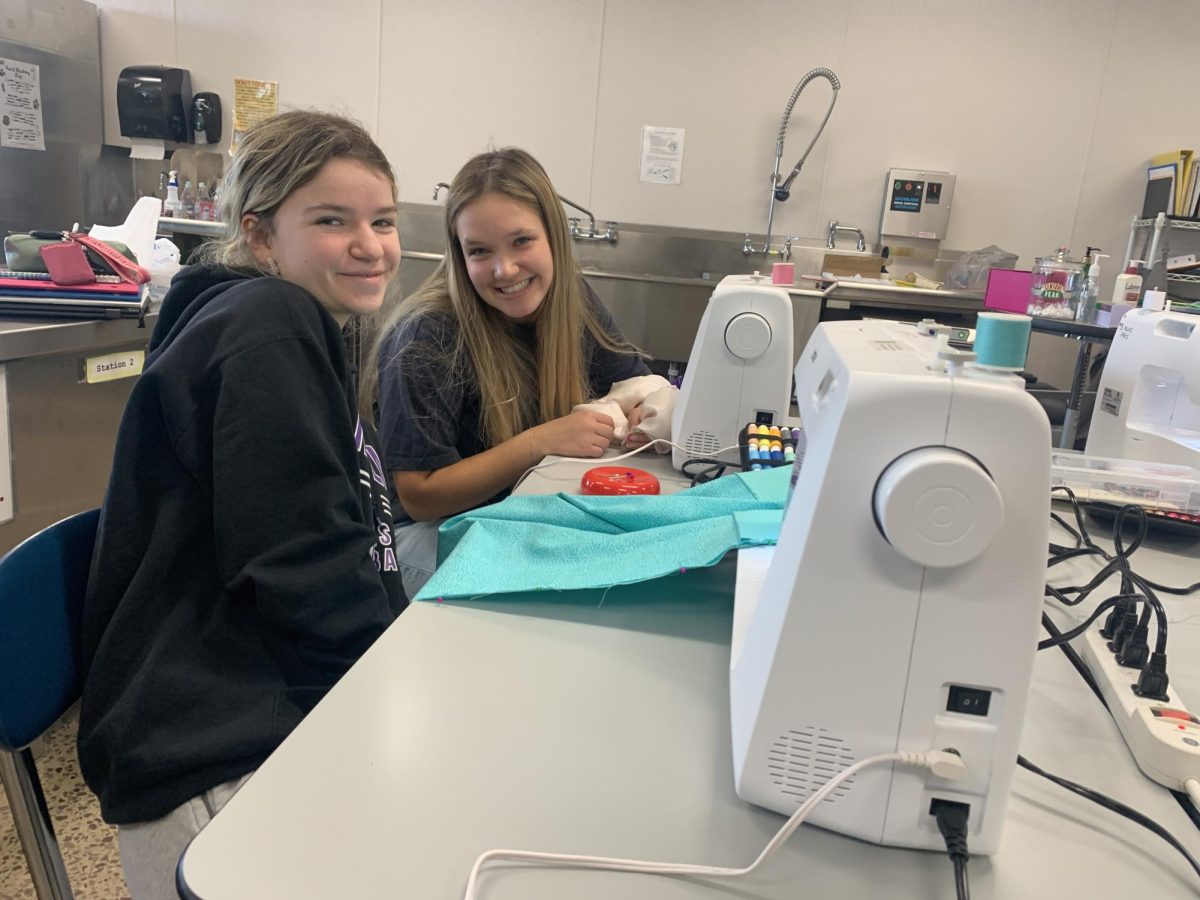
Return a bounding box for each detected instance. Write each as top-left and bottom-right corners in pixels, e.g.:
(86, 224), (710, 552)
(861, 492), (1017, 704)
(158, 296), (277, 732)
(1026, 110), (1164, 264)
(827, 220), (866, 252)
(559, 194), (618, 244)
(744, 66), (841, 260)
(432, 182), (617, 243)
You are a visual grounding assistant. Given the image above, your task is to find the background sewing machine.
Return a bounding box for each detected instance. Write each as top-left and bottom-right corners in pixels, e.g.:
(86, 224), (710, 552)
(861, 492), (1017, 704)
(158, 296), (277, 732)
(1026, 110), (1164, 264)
(731, 319), (1051, 854)
(672, 274), (793, 470)
(1085, 309), (1200, 469)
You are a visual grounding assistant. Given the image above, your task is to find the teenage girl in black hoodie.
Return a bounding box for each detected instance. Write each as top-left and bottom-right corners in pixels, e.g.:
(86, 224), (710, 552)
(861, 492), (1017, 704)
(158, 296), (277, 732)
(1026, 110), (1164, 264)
(77, 110), (407, 898)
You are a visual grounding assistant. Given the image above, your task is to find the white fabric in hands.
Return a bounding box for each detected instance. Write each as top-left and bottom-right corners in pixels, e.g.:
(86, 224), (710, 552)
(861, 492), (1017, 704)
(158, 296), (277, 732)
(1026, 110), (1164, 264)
(573, 374), (677, 453)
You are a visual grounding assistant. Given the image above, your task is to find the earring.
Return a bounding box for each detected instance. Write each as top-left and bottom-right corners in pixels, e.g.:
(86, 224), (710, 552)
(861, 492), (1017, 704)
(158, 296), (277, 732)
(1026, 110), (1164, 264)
(265, 257), (281, 277)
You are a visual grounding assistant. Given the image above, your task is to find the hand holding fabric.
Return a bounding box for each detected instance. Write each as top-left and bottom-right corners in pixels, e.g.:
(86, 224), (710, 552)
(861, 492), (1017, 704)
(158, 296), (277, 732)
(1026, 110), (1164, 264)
(533, 409), (615, 459)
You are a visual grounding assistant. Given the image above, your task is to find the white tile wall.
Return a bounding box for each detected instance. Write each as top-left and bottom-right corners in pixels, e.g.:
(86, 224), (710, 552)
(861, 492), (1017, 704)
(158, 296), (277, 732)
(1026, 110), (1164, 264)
(173, 0), (381, 136)
(376, 0), (605, 206)
(95, 0), (175, 150)
(590, 0), (848, 238)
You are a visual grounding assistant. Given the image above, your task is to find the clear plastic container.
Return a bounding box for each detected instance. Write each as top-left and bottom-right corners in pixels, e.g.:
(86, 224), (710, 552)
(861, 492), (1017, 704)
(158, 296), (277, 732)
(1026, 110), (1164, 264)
(1050, 450), (1200, 516)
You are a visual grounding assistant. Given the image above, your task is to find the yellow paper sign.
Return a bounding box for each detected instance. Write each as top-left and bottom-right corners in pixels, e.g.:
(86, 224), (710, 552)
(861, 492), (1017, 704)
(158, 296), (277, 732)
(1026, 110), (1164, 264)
(84, 350), (144, 384)
(231, 78), (278, 152)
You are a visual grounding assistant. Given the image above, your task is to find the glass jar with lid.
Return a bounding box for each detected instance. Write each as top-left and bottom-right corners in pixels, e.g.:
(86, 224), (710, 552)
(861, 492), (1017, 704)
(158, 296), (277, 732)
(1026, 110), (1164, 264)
(1027, 247), (1084, 319)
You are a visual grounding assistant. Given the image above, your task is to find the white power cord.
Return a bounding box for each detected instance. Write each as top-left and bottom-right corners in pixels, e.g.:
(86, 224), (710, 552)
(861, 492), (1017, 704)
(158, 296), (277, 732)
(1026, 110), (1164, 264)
(1185, 777), (1200, 814)
(462, 749), (967, 899)
(511, 439), (742, 494)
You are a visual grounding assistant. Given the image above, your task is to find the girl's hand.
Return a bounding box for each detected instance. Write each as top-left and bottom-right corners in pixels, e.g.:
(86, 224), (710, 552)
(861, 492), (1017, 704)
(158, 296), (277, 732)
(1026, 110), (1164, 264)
(623, 403), (650, 448)
(531, 410), (615, 459)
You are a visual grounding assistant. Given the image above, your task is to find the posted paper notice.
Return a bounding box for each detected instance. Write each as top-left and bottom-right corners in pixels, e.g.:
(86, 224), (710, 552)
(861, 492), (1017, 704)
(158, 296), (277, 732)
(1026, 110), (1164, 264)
(0, 58), (45, 151)
(232, 78), (278, 152)
(640, 125), (684, 185)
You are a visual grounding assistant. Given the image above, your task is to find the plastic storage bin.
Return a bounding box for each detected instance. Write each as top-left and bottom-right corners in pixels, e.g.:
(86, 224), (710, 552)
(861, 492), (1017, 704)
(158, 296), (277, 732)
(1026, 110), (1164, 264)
(1050, 450), (1200, 524)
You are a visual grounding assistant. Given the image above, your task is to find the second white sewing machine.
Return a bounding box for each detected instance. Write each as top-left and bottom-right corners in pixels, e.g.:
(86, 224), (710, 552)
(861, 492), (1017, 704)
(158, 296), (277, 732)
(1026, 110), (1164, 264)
(1086, 308), (1200, 468)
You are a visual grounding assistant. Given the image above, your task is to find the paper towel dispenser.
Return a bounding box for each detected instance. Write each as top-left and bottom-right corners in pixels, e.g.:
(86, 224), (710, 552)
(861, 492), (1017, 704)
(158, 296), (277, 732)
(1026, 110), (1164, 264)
(117, 65), (192, 143)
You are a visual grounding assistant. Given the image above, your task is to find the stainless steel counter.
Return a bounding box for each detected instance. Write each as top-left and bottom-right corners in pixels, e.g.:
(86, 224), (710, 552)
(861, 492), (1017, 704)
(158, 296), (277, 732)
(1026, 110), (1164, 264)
(0, 314), (154, 553)
(0, 314), (155, 363)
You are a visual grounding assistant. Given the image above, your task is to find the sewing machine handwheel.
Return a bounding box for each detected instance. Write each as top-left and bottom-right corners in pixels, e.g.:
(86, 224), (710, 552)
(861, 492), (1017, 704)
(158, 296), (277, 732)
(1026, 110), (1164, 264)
(725, 312), (772, 360)
(873, 447), (1003, 568)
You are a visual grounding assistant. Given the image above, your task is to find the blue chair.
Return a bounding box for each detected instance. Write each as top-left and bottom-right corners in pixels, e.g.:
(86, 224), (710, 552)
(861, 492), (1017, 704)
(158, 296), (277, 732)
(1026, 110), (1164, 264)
(0, 508), (100, 900)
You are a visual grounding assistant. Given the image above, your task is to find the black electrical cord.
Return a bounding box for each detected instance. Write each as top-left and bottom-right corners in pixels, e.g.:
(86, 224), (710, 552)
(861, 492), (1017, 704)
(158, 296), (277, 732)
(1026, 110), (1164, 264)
(1110, 506), (1169, 655)
(953, 858), (969, 900)
(1051, 486), (1102, 552)
(933, 801), (971, 900)
(1050, 488), (1200, 595)
(1048, 545), (1108, 568)
(1048, 501), (1170, 657)
(1017, 756), (1200, 883)
(1037, 596), (1133, 651)
(680, 457), (730, 486)
(1140, 576), (1200, 596)
(1044, 494), (1200, 835)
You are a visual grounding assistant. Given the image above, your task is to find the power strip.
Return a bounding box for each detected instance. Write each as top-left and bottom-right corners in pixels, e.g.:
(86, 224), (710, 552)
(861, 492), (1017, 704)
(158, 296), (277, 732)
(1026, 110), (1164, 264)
(1078, 628), (1200, 790)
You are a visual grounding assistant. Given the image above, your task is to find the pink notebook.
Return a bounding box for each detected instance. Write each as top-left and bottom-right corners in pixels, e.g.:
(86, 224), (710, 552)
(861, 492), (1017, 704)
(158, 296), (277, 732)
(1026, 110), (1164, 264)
(983, 268), (1033, 313)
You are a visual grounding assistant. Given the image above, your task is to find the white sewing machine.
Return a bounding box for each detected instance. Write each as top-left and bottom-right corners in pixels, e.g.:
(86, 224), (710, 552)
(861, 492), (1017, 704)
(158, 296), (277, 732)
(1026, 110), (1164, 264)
(731, 319), (1050, 855)
(672, 274), (793, 470)
(1085, 309), (1200, 468)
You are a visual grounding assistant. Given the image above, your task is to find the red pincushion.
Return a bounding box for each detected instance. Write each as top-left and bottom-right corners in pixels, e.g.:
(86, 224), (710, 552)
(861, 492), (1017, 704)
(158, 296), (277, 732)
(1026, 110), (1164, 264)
(580, 466), (661, 495)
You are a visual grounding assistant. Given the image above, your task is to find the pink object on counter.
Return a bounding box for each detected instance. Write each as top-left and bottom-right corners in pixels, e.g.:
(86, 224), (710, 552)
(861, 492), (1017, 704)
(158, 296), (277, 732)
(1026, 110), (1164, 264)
(983, 268), (1034, 313)
(771, 262), (795, 286)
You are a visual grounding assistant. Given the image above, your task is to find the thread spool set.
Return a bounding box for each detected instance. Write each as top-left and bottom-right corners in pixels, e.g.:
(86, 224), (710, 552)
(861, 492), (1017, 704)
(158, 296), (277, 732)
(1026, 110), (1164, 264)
(740, 423), (801, 471)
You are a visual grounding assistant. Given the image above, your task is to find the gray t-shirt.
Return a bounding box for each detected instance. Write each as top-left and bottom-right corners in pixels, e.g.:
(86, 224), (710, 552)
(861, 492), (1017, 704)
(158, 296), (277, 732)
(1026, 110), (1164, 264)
(377, 284), (649, 523)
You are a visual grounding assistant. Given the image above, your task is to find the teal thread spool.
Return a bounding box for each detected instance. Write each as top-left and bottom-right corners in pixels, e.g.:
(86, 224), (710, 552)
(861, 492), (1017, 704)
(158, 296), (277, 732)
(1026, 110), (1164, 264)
(974, 312), (1031, 370)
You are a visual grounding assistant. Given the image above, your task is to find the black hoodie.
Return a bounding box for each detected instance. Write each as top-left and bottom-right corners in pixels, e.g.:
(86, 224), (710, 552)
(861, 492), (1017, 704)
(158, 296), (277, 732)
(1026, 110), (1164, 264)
(78, 265), (406, 825)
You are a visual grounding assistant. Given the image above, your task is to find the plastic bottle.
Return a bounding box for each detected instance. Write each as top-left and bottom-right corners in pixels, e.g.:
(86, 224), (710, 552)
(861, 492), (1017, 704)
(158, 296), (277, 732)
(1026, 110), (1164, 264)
(182, 180), (196, 220)
(163, 171), (182, 217)
(1112, 261), (1144, 305)
(1075, 251), (1108, 323)
(196, 182), (212, 221)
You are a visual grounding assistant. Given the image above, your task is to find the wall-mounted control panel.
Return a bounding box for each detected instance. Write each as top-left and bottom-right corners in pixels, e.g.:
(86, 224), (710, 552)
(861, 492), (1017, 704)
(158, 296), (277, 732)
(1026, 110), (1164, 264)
(879, 168), (956, 241)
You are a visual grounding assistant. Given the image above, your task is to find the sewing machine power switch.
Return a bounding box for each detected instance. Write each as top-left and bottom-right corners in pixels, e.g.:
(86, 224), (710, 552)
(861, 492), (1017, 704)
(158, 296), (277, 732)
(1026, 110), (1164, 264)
(947, 686), (992, 717)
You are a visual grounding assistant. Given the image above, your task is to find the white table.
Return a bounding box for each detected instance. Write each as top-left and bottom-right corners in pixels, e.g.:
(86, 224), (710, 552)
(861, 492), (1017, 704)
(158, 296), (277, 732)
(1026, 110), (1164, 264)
(179, 468), (1200, 899)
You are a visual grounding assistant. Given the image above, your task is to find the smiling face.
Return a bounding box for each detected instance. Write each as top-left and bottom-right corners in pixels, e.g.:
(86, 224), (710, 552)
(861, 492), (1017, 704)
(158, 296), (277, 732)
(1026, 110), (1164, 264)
(455, 192), (554, 323)
(245, 157), (400, 324)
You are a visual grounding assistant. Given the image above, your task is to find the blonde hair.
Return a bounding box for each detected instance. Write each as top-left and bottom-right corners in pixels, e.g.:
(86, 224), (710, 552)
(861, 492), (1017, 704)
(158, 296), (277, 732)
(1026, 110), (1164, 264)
(365, 148), (637, 445)
(194, 110), (396, 270)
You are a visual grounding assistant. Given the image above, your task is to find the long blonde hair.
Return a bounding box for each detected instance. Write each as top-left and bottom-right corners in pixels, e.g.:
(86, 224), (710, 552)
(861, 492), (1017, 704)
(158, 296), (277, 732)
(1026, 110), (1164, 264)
(365, 148), (636, 445)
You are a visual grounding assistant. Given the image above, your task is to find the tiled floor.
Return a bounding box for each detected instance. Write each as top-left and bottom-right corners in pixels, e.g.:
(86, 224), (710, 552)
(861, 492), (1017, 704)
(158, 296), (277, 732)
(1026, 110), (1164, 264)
(0, 704), (130, 899)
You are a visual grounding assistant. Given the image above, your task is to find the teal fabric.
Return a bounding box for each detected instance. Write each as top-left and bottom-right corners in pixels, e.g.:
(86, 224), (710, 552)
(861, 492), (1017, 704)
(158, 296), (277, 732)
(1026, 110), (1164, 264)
(415, 466), (790, 601)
